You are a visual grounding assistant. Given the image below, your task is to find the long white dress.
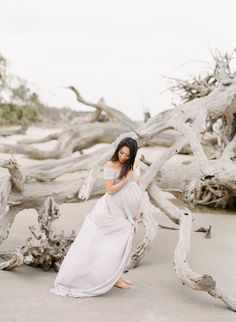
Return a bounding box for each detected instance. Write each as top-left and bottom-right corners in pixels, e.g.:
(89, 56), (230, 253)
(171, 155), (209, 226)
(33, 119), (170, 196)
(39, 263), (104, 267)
(50, 164), (142, 297)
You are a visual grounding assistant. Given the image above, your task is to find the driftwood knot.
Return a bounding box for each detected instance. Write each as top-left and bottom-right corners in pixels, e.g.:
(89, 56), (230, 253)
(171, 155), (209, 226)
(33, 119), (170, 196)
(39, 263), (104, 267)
(194, 274), (216, 290)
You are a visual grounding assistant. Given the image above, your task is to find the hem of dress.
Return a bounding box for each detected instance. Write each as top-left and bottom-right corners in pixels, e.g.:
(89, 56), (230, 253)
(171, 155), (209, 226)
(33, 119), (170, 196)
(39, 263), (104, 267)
(50, 218), (135, 298)
(50, 286), (98, 298)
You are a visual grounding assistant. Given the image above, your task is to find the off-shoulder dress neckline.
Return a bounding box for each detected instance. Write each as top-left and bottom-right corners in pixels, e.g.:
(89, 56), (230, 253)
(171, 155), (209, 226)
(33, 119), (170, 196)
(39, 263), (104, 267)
(104, 163), (139, 172)
(104, 166), (121, 172)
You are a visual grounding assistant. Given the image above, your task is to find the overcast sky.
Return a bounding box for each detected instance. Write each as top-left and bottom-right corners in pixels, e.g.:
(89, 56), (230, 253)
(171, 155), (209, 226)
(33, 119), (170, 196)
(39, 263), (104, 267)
(1, 0), (236, 120)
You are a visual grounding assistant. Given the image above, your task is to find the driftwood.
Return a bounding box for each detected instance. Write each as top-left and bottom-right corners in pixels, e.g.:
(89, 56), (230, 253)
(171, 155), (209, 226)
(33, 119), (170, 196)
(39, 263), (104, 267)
(0, 123), (28, 137)
(0, 95), (178, 160)
(158, 224), (212, 239)
(0, 197), (76, 271)
(0, 122), (131, 159)
(0, 51), (236, 311)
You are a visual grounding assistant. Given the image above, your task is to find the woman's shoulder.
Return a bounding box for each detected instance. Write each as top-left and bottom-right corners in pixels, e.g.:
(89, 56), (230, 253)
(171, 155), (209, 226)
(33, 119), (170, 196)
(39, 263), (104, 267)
(103, 161), (119, 180)
(104, 160), (114, 168)
(104, 161), (120, 171)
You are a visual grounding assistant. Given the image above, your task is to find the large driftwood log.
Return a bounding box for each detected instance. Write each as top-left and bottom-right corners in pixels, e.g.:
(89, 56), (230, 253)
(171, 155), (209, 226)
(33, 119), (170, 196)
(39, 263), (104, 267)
(0, 51), (236, 311)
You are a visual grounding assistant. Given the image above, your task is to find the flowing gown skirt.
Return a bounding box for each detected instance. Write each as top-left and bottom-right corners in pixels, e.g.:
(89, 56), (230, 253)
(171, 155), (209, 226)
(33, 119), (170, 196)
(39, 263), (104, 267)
(50, 166), (142, 297)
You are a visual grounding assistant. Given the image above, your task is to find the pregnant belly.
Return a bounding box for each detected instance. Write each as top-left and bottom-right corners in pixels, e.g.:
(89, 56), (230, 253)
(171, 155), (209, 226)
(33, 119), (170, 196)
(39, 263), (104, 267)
(118, 182), (142, 218)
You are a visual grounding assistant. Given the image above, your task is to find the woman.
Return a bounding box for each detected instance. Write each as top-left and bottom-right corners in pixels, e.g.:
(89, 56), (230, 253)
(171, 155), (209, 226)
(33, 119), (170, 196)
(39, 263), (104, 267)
(50, 137), (142, 297)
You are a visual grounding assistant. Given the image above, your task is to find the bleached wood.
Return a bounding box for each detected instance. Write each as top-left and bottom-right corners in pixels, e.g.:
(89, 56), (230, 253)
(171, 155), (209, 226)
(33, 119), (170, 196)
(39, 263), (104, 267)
(1, 158), (25, 192)
(0, 197), (76, 271)
(0, 124), (28, 137)
(174, 210), (236, 311)
(125, 192), (160, 270)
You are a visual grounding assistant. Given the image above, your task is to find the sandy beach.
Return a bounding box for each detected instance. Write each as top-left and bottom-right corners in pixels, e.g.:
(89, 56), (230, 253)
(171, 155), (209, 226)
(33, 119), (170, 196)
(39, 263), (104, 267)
(0, 127), (236, 322)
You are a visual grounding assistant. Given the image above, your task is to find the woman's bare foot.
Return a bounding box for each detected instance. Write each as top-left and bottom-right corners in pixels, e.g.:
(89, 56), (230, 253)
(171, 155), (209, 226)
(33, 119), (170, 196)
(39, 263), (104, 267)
(121, 276), (133, 285)
(115, 278), (130, 289)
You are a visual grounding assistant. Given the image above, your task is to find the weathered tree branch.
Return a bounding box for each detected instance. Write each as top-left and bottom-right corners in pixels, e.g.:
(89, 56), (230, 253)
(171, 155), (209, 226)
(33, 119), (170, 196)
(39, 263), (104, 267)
(174, 210), (236, 311)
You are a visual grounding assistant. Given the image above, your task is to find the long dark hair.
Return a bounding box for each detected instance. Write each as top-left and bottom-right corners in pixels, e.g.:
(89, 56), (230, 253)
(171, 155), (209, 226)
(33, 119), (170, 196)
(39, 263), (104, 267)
(110, 137), (138, 179)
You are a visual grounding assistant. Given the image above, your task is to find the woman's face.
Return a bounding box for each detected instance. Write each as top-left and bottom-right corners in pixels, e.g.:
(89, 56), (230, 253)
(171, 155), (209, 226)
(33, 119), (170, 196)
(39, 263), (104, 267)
(118, 146), (130, 164)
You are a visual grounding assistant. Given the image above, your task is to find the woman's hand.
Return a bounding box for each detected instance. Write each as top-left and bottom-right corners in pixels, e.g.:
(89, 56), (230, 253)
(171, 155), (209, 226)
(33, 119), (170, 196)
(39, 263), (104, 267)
(134, 212), (142, 223)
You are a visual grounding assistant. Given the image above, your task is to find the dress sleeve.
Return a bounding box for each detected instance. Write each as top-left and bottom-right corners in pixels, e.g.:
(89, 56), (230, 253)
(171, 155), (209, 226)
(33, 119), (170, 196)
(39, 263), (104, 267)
(103, 166), (115, 180)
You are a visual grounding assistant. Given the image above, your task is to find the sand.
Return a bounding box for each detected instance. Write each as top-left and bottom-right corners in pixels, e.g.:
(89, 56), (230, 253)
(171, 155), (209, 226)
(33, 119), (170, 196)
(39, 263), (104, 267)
(0, 127), (236, 322)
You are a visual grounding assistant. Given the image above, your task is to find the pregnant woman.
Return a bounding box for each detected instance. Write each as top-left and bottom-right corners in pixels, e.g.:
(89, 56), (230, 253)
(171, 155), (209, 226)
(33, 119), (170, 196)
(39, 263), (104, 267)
(50, 137), (143, 297)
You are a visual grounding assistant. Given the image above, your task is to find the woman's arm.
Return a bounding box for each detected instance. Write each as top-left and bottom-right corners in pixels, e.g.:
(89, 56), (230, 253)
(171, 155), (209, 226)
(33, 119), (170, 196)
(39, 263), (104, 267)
(105, 169), (133, 195)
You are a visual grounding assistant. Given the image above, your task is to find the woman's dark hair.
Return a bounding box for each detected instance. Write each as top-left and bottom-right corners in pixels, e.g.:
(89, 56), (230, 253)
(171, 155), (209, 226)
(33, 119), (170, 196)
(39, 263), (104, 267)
(109, 137), (138, 179)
